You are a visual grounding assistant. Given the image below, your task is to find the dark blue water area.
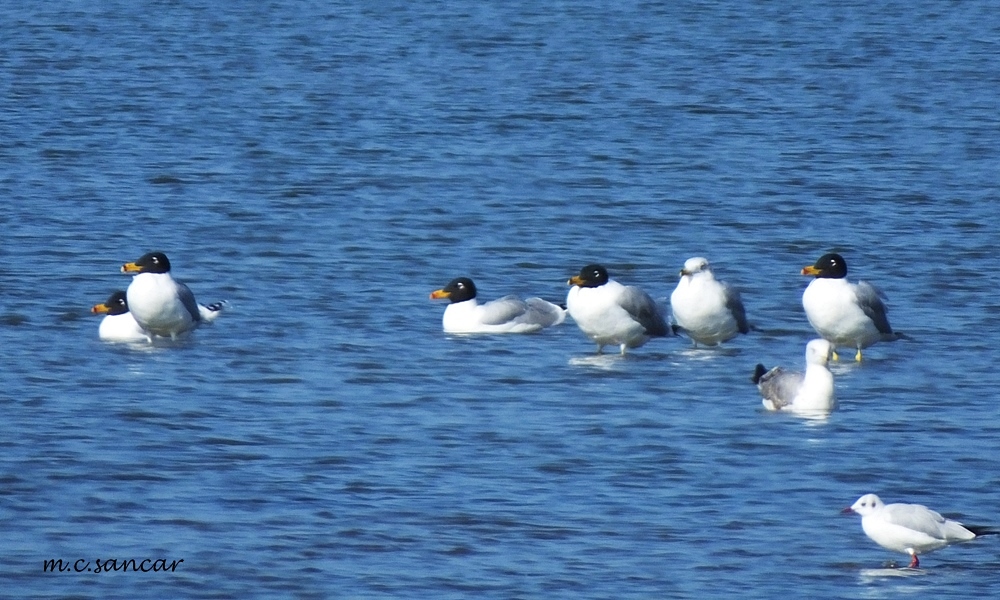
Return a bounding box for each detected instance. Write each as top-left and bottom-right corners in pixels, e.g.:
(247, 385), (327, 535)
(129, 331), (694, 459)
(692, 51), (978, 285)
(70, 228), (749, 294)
(2, 1), (1000, 598)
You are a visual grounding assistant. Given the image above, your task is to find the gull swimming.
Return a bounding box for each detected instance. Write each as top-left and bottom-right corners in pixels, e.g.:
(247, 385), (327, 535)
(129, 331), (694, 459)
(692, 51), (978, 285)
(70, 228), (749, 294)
(429, 277), (565, 334)
(91, 290), (149, 343)
(752, 338), (835, 415)
(669, 256), (749, 346)
(566, 263), (670, 354)
(843, 493), (996, 568)
(801, 253), (898, 361)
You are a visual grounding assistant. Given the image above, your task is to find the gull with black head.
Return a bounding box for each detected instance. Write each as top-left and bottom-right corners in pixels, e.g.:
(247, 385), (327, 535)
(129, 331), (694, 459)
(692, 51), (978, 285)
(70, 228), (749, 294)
(566, 263), (670, 355)
(429, 277), (565, 334)
(91, 290), (149, 343)
(121, 251), (225, 341)
(801, 252), (898, 361)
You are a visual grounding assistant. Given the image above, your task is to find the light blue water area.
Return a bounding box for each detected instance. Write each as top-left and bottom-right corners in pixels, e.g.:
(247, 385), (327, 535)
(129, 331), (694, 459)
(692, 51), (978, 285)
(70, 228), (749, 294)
(2, 1), (1000, 598)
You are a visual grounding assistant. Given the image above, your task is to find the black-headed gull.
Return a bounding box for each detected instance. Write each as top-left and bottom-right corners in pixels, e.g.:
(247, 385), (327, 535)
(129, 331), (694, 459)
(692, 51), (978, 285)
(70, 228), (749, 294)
(752, 338), (835, 415)
(91, 290), (149, 343)
(430, 277), (565, 334)
(669, 256), (749, 346)
(566, 264), (670, 355)
(121, 252), (225, 340)
(801, 253), (898, 361)
(843, 493), (997, 568)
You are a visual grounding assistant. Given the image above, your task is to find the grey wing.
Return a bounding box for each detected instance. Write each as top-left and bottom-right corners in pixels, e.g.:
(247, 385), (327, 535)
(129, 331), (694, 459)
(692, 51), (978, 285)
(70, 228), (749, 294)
(855, 281), (893, 334)
(479, 295), (531, 325)
(758, 367), (804, 409)
(881, 503), (947, 536)
(723, 283), (750, 334)
(620, 286), (669, 336)
(177, 282), (202, 322)
(525, 297), (566, 327)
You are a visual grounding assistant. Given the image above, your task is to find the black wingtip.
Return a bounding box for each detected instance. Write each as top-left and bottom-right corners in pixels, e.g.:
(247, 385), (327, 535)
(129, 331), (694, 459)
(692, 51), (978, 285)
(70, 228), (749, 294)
(967, 525), (1000, 537)
(751, 363), (768, 384)
(205, 300), (228, 312)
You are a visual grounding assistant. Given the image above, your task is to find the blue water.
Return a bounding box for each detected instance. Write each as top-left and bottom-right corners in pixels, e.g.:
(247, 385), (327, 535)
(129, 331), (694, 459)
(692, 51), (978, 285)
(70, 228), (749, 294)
(3, 1), (1000, 597)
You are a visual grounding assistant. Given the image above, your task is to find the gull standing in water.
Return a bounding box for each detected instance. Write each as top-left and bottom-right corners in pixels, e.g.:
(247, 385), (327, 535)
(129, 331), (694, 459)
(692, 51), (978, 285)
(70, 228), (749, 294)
(669, 256), (749, 347)
(801, 252), (898, 361)
(429, 277), (565, 334)
(121, 251), (225, 341)
(843, 493), (997, 568)
(566, 263), (670, 355)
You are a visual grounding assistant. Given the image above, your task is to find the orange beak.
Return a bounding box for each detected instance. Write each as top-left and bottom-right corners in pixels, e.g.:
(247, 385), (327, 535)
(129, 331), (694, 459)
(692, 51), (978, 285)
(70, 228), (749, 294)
(568, 275), (585, 286)
(801, 265), (821, 276)
(121, 262), (142, 273)
(91, 303), (111, 314)
(429, 289), (450, 300)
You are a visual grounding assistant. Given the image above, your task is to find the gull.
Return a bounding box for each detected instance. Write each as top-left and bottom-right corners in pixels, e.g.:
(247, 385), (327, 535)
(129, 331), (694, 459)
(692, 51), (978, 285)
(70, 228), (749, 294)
(121, 251), (225, 340)
(752, 338), (835, 415)
(801, 253), (898, 361)
(429, 277), (565, 334)
(566, 263), (670, 354)
(843, 493), (997, 568)
(669, 256), (749, 346)
(91, 290), (149, 343)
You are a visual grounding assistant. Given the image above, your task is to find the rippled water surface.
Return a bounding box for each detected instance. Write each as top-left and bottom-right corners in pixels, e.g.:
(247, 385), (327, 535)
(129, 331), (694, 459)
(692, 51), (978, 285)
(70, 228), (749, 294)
(3, 1), (1000, 598)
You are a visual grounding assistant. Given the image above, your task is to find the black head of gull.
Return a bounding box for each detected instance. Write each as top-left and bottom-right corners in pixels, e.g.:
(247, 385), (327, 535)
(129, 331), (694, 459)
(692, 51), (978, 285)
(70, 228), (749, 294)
(430, 277), (478, 303)
(801, 253), (847, 279)
(91, 290), (130, 316)
(568, 264), (609, 288)
(121, 251), (172, 274)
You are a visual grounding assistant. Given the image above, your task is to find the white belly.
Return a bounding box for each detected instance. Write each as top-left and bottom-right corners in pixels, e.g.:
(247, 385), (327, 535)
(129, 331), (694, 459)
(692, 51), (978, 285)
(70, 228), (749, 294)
(126, 273), (197, 338)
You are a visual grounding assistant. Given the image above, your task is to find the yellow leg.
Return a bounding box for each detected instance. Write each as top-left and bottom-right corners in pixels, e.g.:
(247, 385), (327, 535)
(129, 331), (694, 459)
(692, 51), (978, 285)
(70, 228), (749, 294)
(831, 349), (840, 361)
(855, 348), (863, 362)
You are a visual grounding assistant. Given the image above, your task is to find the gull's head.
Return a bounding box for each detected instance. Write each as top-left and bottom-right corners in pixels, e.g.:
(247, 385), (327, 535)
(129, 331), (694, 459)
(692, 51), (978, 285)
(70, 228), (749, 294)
(569, 264), (609, 288)
(843, 493), (884, 516)
(802, 253), (848, 278)
(805, 339), (833, 367)
(680, 256), (711, 278)
(91, 290), (130, 316)
(122, 251), (172, 274)
(430, 277), (477, 303)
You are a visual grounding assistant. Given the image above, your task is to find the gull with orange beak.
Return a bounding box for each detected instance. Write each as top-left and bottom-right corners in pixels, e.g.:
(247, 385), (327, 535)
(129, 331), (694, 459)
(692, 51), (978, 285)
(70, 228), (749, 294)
(91, 290), (149, 342)
(121, 251), (225, 340)
(801, 252), (898, 361)
(430, 277), (565, 334)
(566, 263), (670, 354)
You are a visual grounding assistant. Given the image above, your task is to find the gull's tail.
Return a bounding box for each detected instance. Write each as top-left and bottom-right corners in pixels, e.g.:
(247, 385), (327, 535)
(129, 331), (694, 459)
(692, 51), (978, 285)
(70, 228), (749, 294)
(199, 300), (229, 324)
